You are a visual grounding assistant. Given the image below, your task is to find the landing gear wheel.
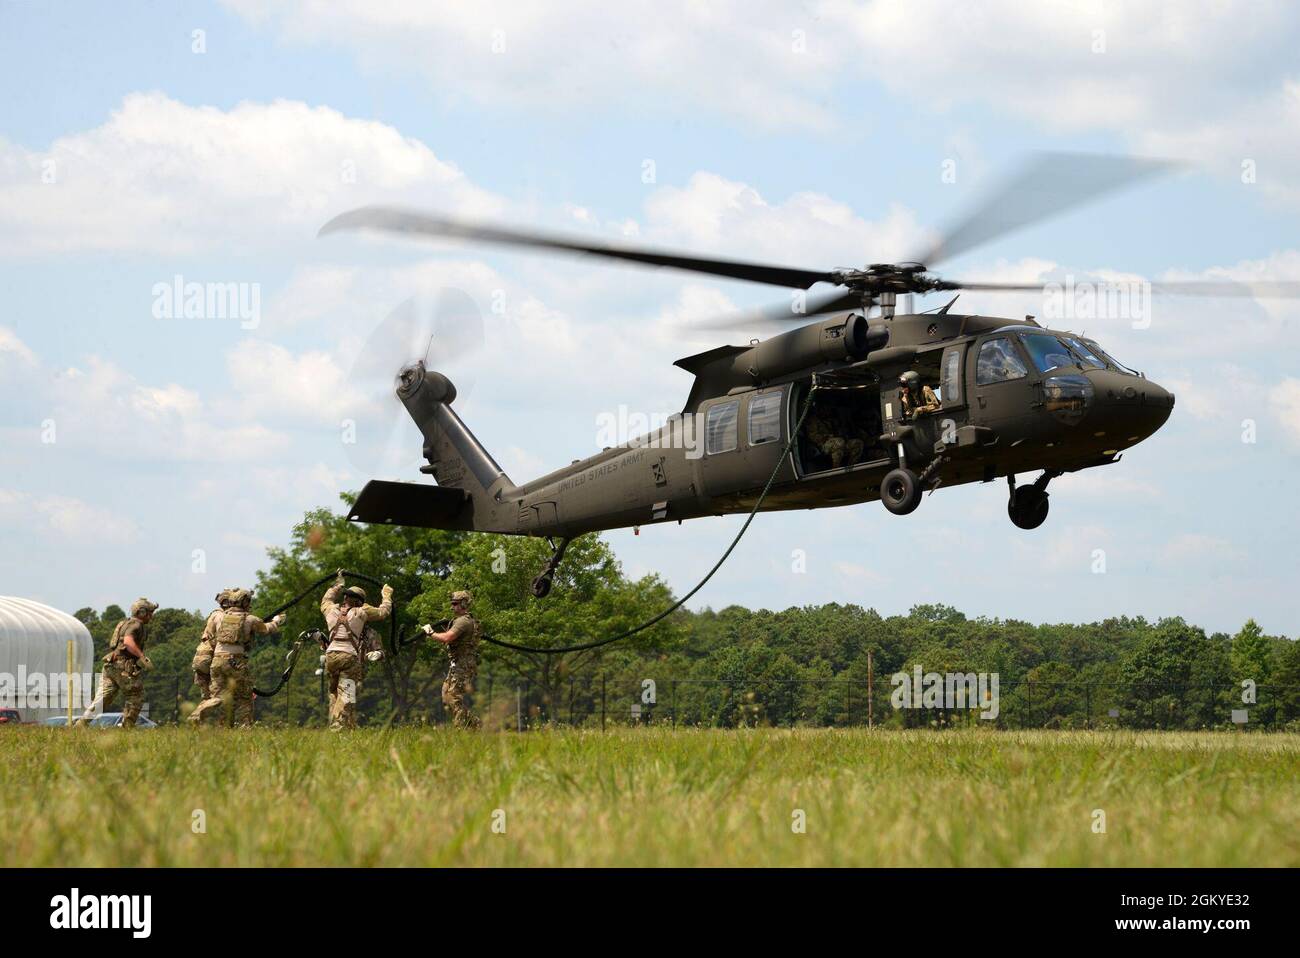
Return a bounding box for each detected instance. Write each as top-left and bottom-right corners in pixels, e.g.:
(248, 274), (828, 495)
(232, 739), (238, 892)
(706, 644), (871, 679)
(1008, 486), (1050, 530)
(880, 468), (921, 516)
(530, 573), (553, 599)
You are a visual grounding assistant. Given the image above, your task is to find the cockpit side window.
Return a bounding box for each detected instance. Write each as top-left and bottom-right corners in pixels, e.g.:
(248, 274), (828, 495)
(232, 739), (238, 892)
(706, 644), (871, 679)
(976, 337), (1029, 385)
(1020, 333), (1076, 373)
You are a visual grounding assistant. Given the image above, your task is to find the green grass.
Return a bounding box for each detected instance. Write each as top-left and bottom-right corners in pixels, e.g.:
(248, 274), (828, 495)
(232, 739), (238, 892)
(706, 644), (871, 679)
(5, 727), (1298, 866)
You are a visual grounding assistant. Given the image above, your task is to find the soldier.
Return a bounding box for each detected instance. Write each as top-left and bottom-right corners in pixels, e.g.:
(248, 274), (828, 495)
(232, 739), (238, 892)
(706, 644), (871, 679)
(319, 572), (392, 730)
(422, 590), (482, 730)
(192, 588), (236, 699)
(189, 589), (285, 727)
(805, 406), (864, 469)
(899, 370), (940, 419)
(77, 598), (159, 728)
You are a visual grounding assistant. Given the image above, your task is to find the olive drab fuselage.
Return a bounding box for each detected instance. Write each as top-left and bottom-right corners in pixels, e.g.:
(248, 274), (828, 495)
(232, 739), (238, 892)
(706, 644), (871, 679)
(347, 310), (1174, 540)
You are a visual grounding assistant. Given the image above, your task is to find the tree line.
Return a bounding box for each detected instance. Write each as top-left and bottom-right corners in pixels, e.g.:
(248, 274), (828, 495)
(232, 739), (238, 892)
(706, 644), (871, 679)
(73, 494), (1300, 730)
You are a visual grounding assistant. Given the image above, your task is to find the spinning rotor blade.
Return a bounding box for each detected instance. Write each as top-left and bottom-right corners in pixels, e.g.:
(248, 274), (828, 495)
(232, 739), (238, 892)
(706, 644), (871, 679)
(342, 289), (484, 474)
(914, 152), (1180, 268)
(320, 206), (839, 290)
(691, 288), (865, 331)
(1146, 279), (1300, 298)
(936, 278), (1300, 298)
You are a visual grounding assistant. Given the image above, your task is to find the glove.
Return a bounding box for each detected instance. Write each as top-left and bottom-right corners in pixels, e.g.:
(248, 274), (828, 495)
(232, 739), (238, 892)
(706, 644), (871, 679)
(381, 583), (394, 600)
(138, 655), (154, 671)
(421, 623), (435, 637)
(366, 650), (383, 662)
(271, 613), (286, 627)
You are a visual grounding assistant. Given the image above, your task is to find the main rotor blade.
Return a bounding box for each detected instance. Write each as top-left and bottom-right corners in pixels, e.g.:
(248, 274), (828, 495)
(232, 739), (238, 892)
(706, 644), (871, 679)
(946, 278), (1300, 298)
(321, 206), (839, 290)
(692, 288), (865, 331)
(914, 152), (1180, 269)
(1148, 279), (1300, 298)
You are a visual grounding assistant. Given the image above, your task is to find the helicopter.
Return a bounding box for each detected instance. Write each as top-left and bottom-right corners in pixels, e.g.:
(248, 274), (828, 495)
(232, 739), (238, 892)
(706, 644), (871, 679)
(319, 153), (1300, 598)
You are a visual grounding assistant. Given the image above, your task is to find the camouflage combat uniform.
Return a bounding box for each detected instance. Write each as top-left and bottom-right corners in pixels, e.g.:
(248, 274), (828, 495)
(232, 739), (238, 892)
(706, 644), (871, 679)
(442, 611), (482, 730)
(806, 412), (864, 468)
(320, 581), (392, 730)
(189, 600), (280, 727)
(901, 384), (940, 419)
(79, 599), (158, 728)
(192, 590), (235, 699)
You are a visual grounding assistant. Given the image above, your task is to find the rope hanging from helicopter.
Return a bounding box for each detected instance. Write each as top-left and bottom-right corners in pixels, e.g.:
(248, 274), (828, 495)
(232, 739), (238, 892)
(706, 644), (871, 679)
(249, 386), (816, 692)
(474, 384), (820, 655)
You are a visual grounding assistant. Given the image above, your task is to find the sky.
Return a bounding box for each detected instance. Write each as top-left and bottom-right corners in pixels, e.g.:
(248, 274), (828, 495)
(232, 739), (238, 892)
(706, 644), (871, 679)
(1, 1), (1298, 635)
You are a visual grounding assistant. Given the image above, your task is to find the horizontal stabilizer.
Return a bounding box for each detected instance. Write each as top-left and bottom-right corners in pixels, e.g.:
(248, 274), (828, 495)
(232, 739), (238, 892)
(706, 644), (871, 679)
(348, 480), (472, 530)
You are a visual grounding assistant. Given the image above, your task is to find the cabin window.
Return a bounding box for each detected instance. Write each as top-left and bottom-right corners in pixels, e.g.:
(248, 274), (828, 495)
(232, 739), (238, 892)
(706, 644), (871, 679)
(748, 391), (782, 445)
(705, 400), (739, 454)
(941, 348), (962, 406)
(1020, 333), (1075, 373)
(976, 338), (1029, 385)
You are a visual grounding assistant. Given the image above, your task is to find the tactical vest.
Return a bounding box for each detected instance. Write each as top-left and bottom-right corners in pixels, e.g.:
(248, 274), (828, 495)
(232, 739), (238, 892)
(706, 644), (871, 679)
(447, 614), (481, 669)
(214, 610), (251, 654)
(106, 618), (146, 662)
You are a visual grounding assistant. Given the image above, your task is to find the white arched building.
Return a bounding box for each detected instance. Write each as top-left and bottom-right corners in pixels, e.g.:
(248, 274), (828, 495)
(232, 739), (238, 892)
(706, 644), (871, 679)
(0, 597), (97, 722)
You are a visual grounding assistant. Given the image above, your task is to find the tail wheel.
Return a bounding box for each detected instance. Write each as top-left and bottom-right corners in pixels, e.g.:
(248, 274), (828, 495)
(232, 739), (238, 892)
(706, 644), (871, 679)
(880, 468), (921, 516)
(530, 572), (553, 599)
(1008, 486), (1050, 530)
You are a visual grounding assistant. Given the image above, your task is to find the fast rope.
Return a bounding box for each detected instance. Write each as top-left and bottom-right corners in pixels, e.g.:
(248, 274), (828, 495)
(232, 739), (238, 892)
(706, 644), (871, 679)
(252, 386), (816, 683)
(480, 385), (820, 655)
(252, 569), (393, 697)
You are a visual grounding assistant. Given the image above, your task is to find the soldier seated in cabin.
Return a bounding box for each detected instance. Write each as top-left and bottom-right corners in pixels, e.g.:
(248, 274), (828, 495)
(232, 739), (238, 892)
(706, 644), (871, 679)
(805, 404), (864, 469)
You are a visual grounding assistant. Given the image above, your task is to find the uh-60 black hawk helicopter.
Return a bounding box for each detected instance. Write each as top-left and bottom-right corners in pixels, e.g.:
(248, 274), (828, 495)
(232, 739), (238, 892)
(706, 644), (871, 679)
(320, 153), (1300, 598)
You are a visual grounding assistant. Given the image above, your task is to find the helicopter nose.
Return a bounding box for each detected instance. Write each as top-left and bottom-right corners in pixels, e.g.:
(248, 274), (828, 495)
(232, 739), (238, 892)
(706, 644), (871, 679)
(1089, 374), (1175, 445)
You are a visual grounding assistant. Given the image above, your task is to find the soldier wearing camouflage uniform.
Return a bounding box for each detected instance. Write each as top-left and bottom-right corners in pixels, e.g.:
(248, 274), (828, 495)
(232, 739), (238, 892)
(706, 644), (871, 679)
(423, 590), (482, 730)
(899, 370), (940, 419)
(189, 589), (284, 727)
(192, 588), (237, 699)
(319, 572), (392, 730)
(806, 408), (864, 469)
(77, 598), (158, 728)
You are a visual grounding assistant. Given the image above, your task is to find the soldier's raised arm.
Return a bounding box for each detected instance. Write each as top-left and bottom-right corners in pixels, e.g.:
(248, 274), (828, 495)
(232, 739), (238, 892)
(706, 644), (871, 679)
(321, 571), (346, 615)
(363, 583), (394, 622)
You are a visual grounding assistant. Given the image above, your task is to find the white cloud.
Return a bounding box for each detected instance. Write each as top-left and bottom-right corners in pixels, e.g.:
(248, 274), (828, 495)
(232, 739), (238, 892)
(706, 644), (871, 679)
(0, 93), (502, 254)
(224, 0), (850, 132)
(0, 488), (139, 544)
(226, 2), (1300, 201)
(1161, 533), (1243, 564)
(0, 327), (37, 367)
(1269, 378), (1300, 446)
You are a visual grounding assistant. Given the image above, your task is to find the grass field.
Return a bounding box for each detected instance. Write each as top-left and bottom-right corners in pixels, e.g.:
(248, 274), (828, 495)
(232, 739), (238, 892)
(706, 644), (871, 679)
(5, 727), (1298, 867)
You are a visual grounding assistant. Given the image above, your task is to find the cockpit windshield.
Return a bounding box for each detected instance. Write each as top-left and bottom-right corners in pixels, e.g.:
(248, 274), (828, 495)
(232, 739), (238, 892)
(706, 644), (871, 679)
(1061, 336), (1105, 369)
(1019, 333), (1077, 373)
(1081, 339), (1140, 376)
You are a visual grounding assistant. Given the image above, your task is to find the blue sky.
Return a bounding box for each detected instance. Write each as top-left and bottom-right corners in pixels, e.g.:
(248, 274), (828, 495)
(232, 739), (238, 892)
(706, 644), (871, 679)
(2, 1), (1298, 635)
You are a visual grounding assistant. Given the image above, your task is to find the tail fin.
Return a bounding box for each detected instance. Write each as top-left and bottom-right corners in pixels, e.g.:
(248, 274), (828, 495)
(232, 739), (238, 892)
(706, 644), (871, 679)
(348, 364), (517, 532)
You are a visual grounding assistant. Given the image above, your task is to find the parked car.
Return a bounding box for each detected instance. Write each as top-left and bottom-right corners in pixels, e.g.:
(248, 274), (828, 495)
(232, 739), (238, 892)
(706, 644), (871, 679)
(0, 708), (22, 725)
(41, 713), (157, 728)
